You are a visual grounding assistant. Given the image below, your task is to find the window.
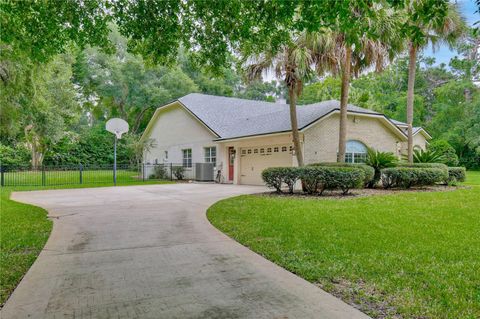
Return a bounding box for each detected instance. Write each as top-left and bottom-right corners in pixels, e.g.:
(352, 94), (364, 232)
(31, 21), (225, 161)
(182, 149), (192, 168)
(260, 148), (265, 154)
(281, 146), (287, 152)
(267, 148), (272, 153)
(204, 147), (216, 164)
(247, 149), (252, 154)
(254, 149), (258, 154)
(241, 149), (246, 155)
(274, 147), (279, 152)
(345, 140), (367, 163)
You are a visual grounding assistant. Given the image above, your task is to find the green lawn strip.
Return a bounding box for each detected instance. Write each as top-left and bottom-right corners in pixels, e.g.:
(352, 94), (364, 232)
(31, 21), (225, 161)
(0, 179), (172, 306)
(207, 171), (480, 319)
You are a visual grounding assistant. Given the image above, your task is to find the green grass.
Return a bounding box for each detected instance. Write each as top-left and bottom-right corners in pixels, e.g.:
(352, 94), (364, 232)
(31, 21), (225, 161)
(207, 171), (480, 319)
(2, 168), (147, 186)
(0, 178), (172, 306)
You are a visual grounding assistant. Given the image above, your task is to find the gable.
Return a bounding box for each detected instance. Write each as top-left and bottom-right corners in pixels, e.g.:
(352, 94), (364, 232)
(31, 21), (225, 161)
(141, 102), (217, 146)
(302, 110), (407, 141)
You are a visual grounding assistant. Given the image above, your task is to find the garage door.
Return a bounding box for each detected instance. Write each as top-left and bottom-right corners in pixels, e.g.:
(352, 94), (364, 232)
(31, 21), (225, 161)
(240, 144), (293, 185)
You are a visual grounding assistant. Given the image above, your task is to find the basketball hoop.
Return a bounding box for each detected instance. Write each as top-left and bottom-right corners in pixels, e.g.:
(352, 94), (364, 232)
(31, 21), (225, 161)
(106, 118), (129, 185)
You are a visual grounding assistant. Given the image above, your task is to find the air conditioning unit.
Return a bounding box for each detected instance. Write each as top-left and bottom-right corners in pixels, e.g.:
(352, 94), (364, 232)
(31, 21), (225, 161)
(195, 163), (214, 182)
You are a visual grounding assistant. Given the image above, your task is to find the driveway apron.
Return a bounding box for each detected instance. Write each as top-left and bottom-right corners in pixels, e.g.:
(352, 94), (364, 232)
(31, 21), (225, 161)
(3, 184), (370, 319)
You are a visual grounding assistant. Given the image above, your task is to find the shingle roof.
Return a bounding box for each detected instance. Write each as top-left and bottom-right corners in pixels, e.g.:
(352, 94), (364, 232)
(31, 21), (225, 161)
(177, 93), (382, 139)
(389, 119), (427, 136)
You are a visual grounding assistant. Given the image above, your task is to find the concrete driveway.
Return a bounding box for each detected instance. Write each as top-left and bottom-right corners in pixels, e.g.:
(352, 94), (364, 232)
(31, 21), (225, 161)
(3, 184), (369, 319)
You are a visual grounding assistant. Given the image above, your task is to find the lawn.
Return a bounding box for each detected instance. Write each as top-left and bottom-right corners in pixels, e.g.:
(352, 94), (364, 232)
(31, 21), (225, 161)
(2, 168), (148, 186)
(0, 179), (172, 306)
(208, 171), (480, 319)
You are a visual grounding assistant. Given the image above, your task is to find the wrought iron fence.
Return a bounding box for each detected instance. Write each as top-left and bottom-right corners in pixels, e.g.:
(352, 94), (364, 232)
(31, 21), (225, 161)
(0, 163), (215, 187)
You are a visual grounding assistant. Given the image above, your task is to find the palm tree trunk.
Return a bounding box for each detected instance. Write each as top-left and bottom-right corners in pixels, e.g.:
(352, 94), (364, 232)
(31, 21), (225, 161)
(337, 45), (352, 163)
(288, 87), (304, 166)
(407, 42), (417, 163)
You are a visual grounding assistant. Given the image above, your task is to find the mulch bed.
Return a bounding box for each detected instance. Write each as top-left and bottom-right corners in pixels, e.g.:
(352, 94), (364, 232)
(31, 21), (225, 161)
(257, 185), (466, 200)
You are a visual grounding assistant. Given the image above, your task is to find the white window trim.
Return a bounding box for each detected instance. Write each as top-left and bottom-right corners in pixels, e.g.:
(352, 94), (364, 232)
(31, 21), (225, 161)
(182, 148), (192, 168)
(204, 146), (217, 164)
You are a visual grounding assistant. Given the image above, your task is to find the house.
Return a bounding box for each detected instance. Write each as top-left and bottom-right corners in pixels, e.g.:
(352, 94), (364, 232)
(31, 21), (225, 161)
(141, 93), (431, 185)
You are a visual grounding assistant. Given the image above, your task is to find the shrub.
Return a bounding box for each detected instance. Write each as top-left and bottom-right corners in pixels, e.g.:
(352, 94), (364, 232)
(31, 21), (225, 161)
(429, 140), (459, 166)
(173, 166), (185, 180)
(299, 166), (365, 195)
(411, 148), (445, 163)
(365, 148), (398, 188)
(381, 167), (447, 189)
(261, 167), (299, 193)
(0, 143), (30, 168)
(447, 167), (466, 184)
(152, 165), (168, 179)
(308, 162), (374, 187)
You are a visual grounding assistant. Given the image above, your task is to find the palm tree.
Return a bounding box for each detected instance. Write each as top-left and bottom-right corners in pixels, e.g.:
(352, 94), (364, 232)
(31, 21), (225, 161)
(244, 37), (324, 166)
(403, 2), (465, 163)
(308, 5), (402, 162)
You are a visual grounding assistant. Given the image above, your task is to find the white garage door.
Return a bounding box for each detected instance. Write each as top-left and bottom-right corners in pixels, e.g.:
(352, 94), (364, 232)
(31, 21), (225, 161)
(240, 144), (293, 185)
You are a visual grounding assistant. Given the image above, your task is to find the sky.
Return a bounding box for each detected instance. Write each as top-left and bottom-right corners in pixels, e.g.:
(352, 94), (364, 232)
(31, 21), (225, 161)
(423, 0), (479, 65)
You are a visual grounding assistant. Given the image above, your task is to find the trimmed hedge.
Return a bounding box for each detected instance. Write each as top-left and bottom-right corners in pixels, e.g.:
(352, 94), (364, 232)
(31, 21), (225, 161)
(308, 162), (374, 186)
(397, 162), (449, 171)
(262, 166), (365, 195)
(447, 167), (466, 184)
(261, 167), (298, 193)
(381, 167), (447, 189)
(299, 166), (365, 195)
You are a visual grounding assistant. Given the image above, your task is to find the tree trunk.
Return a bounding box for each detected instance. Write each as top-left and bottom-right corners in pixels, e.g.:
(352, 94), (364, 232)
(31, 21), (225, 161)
(337, 45), (352, 163)
(406, 42), (417, 163)
(288, 87), (304, 167)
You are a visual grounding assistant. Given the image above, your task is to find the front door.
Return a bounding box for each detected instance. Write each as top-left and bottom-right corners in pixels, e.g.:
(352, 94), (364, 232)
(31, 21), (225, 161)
(228, 147), (234, 181)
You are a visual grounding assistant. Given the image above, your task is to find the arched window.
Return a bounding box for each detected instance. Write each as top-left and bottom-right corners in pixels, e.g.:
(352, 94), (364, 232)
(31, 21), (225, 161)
(346, 140), (368, 163)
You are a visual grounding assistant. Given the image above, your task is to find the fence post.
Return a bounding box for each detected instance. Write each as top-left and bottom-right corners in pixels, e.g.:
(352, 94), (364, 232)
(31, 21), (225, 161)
(79, 164), (83, 184)
(41, 165), (46, 186)
(170, 163), (173, 181)
(1, 166), (4, 187)
(142, 163), (145, 181)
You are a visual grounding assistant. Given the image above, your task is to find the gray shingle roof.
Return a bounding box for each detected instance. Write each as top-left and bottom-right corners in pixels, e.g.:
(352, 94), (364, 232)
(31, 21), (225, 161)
(389, 119), (426, 135)
(177, 93), (382, 139)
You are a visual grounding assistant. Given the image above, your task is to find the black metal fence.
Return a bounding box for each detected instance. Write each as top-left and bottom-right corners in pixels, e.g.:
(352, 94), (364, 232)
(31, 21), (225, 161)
(0, 163), (215, 187)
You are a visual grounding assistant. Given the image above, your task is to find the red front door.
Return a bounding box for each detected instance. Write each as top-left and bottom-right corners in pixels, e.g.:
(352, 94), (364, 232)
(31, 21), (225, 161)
(228, 147), (234, 181)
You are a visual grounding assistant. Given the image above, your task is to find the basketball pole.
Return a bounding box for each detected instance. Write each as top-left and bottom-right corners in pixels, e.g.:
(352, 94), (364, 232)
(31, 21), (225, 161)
(114, 134), (117, 186)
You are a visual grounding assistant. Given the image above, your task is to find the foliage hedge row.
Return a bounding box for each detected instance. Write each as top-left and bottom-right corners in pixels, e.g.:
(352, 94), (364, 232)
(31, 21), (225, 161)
(381, 167), (448, 189)
(447, 167), (466, 184)
(308, 162), (374, 186)
(262, 166), (365, 195)
(263, 162), (467, 193)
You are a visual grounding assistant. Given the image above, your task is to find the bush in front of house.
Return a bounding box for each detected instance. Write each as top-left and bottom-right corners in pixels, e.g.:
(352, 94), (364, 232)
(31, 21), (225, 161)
(151, 165), (168, 179)
(308, 162), (374, 187)
(173, 166), (185, 180)
(262, 166), (365, 195)
(447, 167), (466, 184)
(261, 167), (299, 193)
(381, 167), (447, 189)
(397, 162), (449, 183)
(298, 166), (365, 195)
(365, 148), (398, 188)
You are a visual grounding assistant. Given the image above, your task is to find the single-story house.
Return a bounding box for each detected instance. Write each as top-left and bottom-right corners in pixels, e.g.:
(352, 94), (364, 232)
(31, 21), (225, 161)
(141, 93), (431, 185)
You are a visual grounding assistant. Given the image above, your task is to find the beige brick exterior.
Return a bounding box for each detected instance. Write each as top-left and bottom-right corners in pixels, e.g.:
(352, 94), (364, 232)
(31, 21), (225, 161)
(303, 113), (405, 164)
(143, 103), (427, 184)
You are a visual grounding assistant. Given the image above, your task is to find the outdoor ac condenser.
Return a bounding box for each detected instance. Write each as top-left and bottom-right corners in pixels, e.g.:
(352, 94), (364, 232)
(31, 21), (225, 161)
(195, 163), (214, 182)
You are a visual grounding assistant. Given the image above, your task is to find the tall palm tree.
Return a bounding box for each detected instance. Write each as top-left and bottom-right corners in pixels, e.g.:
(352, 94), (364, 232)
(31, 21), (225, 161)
(308, 4), (402, 162)
(244, 37), (325, 166)
(403, 2), (465, 163)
